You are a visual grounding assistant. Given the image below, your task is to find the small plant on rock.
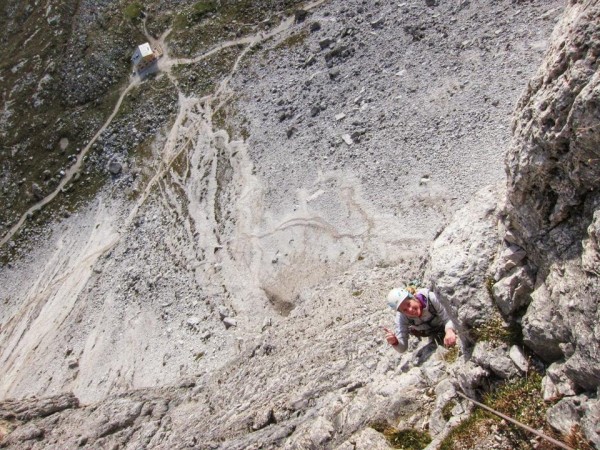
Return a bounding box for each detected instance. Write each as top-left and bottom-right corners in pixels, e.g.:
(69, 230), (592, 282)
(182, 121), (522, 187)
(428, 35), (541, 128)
(439, 372), (585, 450)
(442, 345), (459, 364)
(442, 400), (457, 421)
(471, 315), (521, 346)
(371, 422), (432, 449)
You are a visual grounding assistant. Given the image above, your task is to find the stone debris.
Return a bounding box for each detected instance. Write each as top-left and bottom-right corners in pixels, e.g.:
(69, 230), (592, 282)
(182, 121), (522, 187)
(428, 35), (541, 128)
(508, 345), (529, 373)
(222, 317), (237, 329)
(341, 134), (353, 145)
(108, 160), (122, 175)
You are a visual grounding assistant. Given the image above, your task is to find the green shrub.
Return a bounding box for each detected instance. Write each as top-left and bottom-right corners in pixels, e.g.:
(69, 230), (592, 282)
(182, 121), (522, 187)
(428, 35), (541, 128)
(191, 1), (218, 21)
(123, 2), (143, 21)
(471, 315), (521, 345)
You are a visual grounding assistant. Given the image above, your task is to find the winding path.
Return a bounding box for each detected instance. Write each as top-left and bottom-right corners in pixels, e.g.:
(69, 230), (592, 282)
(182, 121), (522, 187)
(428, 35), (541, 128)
(0, 0), (328, 250)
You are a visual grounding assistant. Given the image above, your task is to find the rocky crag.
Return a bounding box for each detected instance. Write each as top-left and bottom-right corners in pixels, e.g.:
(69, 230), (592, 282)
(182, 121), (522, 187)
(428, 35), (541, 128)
(1, 0), (598, 449)
(429, 0), (600, 446)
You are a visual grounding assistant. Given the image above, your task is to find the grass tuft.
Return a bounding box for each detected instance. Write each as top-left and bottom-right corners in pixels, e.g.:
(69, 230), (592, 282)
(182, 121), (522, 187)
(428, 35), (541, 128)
(471, 315), (522, 346)
(439, 372), (592, 450)
(371, 422), (432, 449)
(442, 345), (460, 363)
(442, 400), (457, 421)
(485, 276), (495, 300)
(123, 2), (143, 21)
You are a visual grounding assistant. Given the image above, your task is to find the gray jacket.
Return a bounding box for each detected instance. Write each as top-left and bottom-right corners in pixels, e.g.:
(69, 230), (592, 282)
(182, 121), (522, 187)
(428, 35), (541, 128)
(393, 289), (455, 353)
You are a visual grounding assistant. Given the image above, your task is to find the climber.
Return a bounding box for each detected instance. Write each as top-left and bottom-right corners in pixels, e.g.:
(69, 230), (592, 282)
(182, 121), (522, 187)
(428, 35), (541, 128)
(383, 286), (457, 353)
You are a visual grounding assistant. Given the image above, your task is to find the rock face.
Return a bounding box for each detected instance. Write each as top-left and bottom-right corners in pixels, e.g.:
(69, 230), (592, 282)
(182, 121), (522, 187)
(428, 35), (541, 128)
(428, 0), (600, 444)
(426, 185), (502, 331)
(431, 0), (600, 384)
(502, 0), (600, 391)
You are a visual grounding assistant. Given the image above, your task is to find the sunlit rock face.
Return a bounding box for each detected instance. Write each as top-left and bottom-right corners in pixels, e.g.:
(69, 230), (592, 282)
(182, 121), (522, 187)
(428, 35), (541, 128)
(502, 0), (600, 391)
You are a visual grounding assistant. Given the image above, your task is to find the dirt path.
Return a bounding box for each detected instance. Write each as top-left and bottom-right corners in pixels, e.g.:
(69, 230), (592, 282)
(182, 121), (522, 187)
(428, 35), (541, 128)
(0, 78), (140, 248)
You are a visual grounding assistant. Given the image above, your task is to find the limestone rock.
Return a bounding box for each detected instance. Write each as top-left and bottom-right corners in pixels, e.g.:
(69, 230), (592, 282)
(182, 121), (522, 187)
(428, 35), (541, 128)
(223, 317), (237, 328)
(108, 160), (122, 175)
(31, 183), (43, 200)
(0, 392), (79, 421)
(495, 245), (527, 277)
(581, 397), (600, 448)
(335, 427), (391, 450)
(492, 266), (534, 316)
(426, 185), (503, 329)
(582, 210), (600, 276)
(1, 424), (44, 445)
(503, 0), (600, 393)
(541, 363), (577, 401)
(455, 361), (489, 395)
(308, 416), (335, 447)
(521, 280), (569, 362)
(508, 345), (529, 373)
(251, 407), (276, 431)
(546, 395), (590, 437)
(471, 341), (519, 380)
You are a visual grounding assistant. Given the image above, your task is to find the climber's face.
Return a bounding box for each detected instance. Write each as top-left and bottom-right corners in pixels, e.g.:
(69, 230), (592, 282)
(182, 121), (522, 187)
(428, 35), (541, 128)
(399, 299), (423, 318)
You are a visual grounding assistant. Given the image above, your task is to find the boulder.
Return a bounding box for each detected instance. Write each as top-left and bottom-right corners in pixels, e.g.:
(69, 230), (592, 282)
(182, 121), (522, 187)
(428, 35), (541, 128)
(471, 341), (519, 380)
(492, 266), (534, 316)
(546, 395), (586, 436)
(508, 345), (529, 373)
(455, 361), (489, 395)
(581, 397), (600, 448)
(108, 159), (122, 175)
(541, 363), (577, 401)
(31, 183), (44, 200)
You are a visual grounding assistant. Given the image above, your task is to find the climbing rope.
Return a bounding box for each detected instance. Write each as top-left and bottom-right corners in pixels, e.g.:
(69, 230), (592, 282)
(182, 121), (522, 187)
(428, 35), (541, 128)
(456, 391), (575, 450)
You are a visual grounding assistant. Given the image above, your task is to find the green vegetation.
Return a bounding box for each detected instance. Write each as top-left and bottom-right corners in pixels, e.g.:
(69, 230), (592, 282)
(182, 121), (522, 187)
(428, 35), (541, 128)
(172, 45), (243, 98)
(442, 400), (457, 421)
(352, 290), (363, 297)
(170, 141), (193, 179)
(442, 345), (459, 364)
(213, 99), (251, 143)
(191, 1), (218, 21)
(274, 29), (310, 50)
(439, 372), (590, 450)
(165, 0), (304, 57)
(371, 422), (432, 449)
(485, 276), (495, 299)
(471, 315), (522, 346)
(123, 2), (143, 21)
(0, 0), (146, 257)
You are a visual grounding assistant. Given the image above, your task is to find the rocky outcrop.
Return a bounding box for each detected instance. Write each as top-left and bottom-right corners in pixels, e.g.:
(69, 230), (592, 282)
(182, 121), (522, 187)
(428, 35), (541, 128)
(502, 0), (600, 391)
(428, 0), (600, 445)
(426, 185), (502, 331)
